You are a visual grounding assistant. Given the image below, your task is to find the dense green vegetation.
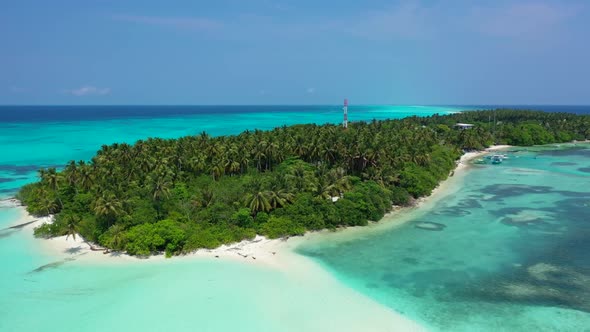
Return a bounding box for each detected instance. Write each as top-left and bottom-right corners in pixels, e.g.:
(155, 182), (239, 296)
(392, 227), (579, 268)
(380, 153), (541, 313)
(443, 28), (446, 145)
(18, 110), (590, 256)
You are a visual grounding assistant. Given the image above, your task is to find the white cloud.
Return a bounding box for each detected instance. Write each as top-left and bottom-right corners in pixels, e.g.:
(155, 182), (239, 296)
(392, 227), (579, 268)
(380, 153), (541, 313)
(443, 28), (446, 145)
(65, 86), (111, 96)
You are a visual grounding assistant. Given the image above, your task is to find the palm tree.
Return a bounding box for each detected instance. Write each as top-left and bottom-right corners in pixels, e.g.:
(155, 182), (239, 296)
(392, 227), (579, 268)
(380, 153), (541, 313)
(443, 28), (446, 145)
(64, 161), (79, 192)
(197, 131), (210, 147)
(266, 189), (294, 209)
(41, 167), (63, 208)
(37, 188), (58, 215)
(79, 166), (94, 191)
(64, 214), (81, 240)
(188, 155), (205, 174)
(315, 178), (338, 199)
(37, 168), (47, 182)
(210, 160), (225, 180)
(253, 142), (267, 171)
(140, 156), (156, 174)
(148, 175), (171, 219)
(238, 154), (250, 174)
(244, 191), (271, 215)
(196, 186), (216, 208)
(107, 224), (125, 250)
(223, 146), (241, 176)
(205, 142), (222, 162)
(292, 136), (307, 157)
(265, 140), (280, 170)
(118, 143), (133, 167)
(320, 144), (337, 165)
(93, 193), (123, 226)
(149, 176), (171, 202)
(286, 164), (317, 192)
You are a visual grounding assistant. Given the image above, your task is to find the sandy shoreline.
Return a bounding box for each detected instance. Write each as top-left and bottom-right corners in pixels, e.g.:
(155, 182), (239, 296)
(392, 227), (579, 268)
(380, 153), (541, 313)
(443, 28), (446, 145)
(8, 206), (292, 267)
(10, 145), (511, 267)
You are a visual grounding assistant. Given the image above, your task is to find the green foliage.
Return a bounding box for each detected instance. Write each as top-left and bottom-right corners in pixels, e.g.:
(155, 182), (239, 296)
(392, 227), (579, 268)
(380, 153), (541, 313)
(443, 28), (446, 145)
(390, 187), (411, 206)
(17, 109), (589, 256)
(125, 197), (158, 226)
(260, 216), (305, 239)
(230, 208), (254, 227)
(33, 222), (57, 238)
(67, 193), (94, 215)
(184, 224), (222, 250)
(400, 165), (437, 198)
(18, 183), (59, 216)
(340, 182), (391, 222)
(98, 224), (126, 250)
(334, 198), (366, 226)
(125, 219), (186, 257)
(254, 212), (269, 224)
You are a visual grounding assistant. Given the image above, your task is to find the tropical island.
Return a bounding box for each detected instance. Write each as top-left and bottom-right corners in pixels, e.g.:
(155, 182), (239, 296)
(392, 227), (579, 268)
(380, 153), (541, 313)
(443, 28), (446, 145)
(17, 109), (590, 257)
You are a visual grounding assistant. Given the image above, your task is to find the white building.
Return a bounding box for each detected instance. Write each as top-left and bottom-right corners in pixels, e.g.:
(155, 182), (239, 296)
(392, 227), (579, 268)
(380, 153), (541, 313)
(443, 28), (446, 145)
(455, 123), (475, 130)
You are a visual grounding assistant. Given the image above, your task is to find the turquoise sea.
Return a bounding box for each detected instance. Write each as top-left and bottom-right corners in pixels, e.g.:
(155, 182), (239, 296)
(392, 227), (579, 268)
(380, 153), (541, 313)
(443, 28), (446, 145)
(1, 105), (589, 331)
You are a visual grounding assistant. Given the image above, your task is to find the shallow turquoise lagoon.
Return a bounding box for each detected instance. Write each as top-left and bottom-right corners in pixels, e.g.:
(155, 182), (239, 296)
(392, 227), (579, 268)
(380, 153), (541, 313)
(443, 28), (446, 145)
(298, 144), (590, 331)
(0, 208), (418, 332)
(0, 231), (285, 332)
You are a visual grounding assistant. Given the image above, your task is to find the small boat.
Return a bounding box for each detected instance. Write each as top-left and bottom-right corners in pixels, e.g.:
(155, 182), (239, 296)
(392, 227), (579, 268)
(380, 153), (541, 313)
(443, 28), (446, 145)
(474, 158), (486, 164)
(491, 155), (503, 164)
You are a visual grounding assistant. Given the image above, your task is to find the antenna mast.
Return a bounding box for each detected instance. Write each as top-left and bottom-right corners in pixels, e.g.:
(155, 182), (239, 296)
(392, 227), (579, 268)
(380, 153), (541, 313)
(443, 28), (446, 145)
(343, 98), (348, 129)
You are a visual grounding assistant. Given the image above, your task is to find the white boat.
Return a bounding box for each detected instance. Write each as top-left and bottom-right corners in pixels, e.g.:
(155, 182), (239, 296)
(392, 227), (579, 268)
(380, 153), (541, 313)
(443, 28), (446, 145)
(491, 155), (503, 164)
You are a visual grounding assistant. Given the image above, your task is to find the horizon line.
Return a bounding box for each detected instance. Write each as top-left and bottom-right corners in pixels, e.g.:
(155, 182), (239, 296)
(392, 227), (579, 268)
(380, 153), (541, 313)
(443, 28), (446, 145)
(0, 104), (589, 107)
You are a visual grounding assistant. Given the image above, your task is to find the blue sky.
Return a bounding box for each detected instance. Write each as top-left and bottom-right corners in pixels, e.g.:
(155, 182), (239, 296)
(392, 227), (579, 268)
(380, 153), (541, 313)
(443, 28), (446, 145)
(1, 0), (589, 105)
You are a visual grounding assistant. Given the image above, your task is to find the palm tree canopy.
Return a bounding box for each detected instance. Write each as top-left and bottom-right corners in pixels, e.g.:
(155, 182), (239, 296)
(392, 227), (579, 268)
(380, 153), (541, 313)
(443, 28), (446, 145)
(18, 109), (590, 255)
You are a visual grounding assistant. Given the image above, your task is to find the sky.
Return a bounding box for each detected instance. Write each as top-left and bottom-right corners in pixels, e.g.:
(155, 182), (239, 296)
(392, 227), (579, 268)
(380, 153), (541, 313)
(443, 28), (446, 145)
(1, 0), (589, 105)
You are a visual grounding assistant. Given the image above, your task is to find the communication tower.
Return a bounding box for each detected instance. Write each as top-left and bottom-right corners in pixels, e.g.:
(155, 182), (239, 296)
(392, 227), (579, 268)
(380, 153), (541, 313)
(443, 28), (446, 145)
(343, 99), (348, 129)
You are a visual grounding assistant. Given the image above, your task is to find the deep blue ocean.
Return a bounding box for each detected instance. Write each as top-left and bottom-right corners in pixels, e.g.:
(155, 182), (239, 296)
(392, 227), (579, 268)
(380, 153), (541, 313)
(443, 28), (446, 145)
(0, 104), (588, 122)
